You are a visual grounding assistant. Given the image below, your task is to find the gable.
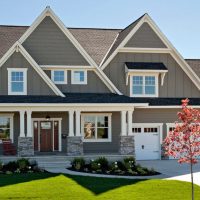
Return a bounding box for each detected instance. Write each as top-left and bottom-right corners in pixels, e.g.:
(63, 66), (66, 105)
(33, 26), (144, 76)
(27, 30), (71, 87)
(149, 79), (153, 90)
(104, 52), (200, 97)
(22, 16), (89, 66)
(0, 52), (56, 95)
(125, 22), (167, 48)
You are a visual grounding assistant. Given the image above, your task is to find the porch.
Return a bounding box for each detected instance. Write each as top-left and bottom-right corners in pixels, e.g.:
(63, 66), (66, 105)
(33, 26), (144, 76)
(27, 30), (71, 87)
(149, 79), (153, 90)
(0, 104), (140, 157)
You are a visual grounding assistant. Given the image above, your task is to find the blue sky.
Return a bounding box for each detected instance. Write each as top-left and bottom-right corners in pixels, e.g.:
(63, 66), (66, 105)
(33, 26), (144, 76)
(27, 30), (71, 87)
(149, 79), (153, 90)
(0, 0), (199, 58)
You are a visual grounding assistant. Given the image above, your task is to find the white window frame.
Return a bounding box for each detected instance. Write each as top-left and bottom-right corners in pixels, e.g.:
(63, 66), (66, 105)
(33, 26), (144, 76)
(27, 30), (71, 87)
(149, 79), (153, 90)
(81, 113), (112, 142)
(130, 73), (158, 97)
(71, 69), (87, 85)
(0, 114), (14, 143)
(51, 70), (67, 84)
(7, 68), (27, 95)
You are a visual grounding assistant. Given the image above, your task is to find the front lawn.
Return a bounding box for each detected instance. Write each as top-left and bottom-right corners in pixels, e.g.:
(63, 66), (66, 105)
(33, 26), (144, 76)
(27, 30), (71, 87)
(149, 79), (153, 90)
(0, 173), (199, 200)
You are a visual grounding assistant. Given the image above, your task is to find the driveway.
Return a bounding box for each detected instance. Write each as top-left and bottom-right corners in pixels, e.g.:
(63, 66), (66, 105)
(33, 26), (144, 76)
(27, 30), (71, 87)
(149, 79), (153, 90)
(138, 160), (200, 185)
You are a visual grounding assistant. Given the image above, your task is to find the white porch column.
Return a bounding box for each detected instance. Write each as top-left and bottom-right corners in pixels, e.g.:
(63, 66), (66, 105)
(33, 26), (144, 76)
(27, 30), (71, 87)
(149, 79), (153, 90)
(120, 111), (127, 136)
(127, 109), (134, 136)
(19, 110), (25, 137)
(26, 110), (32, 137)
(75, 110), (81, 136)
(68, 110), (74, 136)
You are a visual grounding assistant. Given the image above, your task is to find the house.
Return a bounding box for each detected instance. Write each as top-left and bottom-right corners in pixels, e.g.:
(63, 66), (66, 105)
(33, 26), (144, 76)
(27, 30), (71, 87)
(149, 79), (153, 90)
(0, 6), (200, 160)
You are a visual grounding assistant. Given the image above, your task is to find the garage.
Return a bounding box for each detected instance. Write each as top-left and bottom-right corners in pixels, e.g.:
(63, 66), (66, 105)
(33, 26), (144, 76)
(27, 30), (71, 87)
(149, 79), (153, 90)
(133, 123), (162, 160)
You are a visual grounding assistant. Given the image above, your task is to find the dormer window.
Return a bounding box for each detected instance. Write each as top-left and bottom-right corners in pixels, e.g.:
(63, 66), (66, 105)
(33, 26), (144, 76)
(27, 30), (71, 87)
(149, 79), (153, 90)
(131, 74), (158, 97)
(125, 62), (168, 97)
(8, 68), (27, 95)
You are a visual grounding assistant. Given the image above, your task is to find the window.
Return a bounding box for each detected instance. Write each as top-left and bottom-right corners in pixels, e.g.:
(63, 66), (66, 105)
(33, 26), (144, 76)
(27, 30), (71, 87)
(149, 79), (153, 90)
(82, 114), (111, 142)
(0, 115), (14, 142)
(71, 70), (87, 84)
(51, 70), (67, 84)
(8, 68), (27, 95)
(131, 74), (158, 97)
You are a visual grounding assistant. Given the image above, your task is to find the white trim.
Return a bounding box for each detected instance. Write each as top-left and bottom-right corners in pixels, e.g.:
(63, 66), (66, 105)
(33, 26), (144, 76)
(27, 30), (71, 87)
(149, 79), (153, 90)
(100, 14), (200, 92)
(129, 73), (159, 97)
(118, 47), (171, 54)
(32, 118), (62, 152)
(140, 106), (200, 109)
(0, 113), (14, 143)
(81, 113), (112, 142)
(71, 69), (87, 85)
(51, 69), (67, 84)
(41, 65), (94, 70)
(7, 68), (27, 95)
(19, 110), (25, 137)
(16, 7), (120, 94)
(0, 42), (65, 97)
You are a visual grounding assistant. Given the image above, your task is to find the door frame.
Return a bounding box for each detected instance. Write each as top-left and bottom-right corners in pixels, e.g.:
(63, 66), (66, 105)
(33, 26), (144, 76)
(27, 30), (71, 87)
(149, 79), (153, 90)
(130, 123), (163, 160)
(32, 118), (62, 152)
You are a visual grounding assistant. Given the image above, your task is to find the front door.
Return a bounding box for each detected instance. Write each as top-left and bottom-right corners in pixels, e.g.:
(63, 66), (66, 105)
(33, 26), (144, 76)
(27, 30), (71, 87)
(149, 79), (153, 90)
(40, 121), (53, 152)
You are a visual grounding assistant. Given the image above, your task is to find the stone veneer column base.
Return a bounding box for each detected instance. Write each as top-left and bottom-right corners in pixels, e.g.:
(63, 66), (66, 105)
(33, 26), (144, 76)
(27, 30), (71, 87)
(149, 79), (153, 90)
(18, 137), (34, 157)
(119, 136), (135, 156)
(67, 136), (83, 156)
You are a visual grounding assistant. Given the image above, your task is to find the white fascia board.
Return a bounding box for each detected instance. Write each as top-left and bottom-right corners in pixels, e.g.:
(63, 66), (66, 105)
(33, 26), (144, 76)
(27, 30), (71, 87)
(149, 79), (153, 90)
(139, 106), (200, 109)
(126, 69), (168, 73)
(100, 13), (200, 92)
(118, 47), (171, 53)
(17, 7), (120, 95)
(19, 44), (65, 97)
(40, 65), (95, 70)
(100, 15), (146, 70)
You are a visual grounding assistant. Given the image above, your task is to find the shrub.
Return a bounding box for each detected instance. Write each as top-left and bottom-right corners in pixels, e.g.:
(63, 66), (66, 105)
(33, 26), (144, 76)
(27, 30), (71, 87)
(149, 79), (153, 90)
(91, 160), (101, 171)
(136, 164), (148, 175)
(95, 157), (108, 170)
(17, 158), (30, 171)
(110, 161), (120, 172)
(0, 161), (3, 171)
(123, 157), (136, 170)
(72, 157), (85, 171)
(4, 161), (18, 172)
(116, 161), (126, 171)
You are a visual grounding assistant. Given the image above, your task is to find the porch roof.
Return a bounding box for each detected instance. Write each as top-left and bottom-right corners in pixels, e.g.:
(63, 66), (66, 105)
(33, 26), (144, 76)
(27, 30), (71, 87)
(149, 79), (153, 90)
(0, 93), (199, 106)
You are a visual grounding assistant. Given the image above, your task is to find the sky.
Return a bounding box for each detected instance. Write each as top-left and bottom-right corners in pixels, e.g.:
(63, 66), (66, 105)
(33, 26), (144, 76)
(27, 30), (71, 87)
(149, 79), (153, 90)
(0, 0), (200, 59)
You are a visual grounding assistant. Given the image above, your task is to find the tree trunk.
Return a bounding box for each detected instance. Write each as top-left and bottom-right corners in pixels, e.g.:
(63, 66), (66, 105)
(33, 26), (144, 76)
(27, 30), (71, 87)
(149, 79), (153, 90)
(190, 162), (194, 200)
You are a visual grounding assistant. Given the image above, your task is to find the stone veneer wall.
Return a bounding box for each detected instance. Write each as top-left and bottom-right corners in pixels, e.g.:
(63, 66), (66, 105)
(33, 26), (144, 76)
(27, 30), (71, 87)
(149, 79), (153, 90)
(67, 136), (83, 156)
(119, 136), (135, 155)
(18, 137), (34, 157)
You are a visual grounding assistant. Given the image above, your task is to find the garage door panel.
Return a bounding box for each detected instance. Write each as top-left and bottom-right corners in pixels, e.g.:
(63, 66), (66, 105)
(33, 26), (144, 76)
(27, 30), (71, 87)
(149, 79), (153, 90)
(134, 126), (160, 160)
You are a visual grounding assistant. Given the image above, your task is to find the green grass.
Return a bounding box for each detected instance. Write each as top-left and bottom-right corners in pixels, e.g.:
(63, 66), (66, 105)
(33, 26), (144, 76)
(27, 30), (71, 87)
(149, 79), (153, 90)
(0, 173), (199, 200)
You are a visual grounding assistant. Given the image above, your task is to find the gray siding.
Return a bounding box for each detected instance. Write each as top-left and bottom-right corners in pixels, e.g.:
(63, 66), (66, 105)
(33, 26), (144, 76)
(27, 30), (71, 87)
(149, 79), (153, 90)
(44, 70), (110, 93)
(0, 52), (55, 95)
(83, 112), (120, 153)
(104, 53), (200, 97)
(125, 23), (166, 48)
(133, 108), (180, 140)
(23, 17), (89, 66)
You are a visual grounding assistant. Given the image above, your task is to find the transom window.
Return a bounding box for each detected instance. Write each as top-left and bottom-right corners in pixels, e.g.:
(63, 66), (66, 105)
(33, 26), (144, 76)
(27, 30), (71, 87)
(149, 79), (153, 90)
(0, 115), (14, 142)
(81, 114), (111, 142)
(8, 68), (27, 95)
(51, 70), (67, 84)
(131, 74), (158, 97)
(71, 70), (87, 84)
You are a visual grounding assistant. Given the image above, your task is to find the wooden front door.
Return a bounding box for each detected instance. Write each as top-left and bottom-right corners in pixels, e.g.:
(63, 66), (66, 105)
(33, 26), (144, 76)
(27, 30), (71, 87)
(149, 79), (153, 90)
(40, 121), (53, 152)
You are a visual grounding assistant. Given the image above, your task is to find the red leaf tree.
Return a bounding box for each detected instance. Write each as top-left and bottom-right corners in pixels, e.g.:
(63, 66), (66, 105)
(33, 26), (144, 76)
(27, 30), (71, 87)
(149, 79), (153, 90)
(164, 99), (200, 200)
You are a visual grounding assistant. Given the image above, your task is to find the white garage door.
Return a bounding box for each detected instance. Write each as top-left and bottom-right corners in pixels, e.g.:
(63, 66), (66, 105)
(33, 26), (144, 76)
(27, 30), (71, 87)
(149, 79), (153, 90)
(133, 125), (161, 160)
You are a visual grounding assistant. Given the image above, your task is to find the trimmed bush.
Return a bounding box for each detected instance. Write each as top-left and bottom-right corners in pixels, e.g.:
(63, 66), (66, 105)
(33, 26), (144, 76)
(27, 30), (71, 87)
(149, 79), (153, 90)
(123, 157), (136, 170)
(0, 161), (3, 171)
(17, 158), (30, 171)
(72, 157), (85, 171)
(4, 161), (18, 171)
(94, 157), (108, 170)
(91, 161), (101, 171)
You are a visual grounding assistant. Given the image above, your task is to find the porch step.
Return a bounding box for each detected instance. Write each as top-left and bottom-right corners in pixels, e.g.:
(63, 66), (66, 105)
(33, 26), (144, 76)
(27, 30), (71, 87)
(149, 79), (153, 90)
(37, 161), (71, 169)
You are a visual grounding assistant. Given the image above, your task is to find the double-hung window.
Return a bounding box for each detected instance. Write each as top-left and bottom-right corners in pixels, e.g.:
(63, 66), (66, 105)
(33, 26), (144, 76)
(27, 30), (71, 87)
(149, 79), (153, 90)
(8, 68), (27, 95)
(51, 70), (67, 84)
(82, 114), (111, 142)
(71, 70), (87, 84)
(131, 74), (158, 97)
(0, 114), (14, 142)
